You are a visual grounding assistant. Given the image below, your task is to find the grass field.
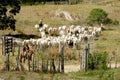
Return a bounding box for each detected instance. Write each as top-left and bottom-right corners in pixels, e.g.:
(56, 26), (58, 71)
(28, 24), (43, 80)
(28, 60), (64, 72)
(13, 3), (120, 35)
(13, 3), (120, 60)
(0, 1), (120, 80)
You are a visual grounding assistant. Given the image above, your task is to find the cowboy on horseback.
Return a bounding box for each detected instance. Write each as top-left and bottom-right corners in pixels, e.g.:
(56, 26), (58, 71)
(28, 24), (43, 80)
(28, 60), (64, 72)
(39, 19), (43, 28)
(20, 42), (34, 63)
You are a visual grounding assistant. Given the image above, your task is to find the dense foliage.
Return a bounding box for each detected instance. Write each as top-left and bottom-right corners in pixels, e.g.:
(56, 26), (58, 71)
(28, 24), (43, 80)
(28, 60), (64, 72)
(87, 8), (119, 25)
(0, 0), (21, 31)
(87, 8), (108, 25)
(20, 0), (83, 5)
(88, 52), (108, 70)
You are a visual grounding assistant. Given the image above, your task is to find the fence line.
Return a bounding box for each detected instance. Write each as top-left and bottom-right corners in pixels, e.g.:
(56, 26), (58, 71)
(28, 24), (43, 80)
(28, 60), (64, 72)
(0, 36), (119, 72)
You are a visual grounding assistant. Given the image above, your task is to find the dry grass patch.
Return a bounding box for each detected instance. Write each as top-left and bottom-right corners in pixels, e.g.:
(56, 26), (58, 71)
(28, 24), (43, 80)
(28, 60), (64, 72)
(14, 4), (120, 35)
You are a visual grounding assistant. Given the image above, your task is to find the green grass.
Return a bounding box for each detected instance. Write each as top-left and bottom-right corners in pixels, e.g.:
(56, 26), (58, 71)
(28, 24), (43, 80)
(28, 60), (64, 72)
(92, 25), (120, 61)
(0, 68), (120, 80)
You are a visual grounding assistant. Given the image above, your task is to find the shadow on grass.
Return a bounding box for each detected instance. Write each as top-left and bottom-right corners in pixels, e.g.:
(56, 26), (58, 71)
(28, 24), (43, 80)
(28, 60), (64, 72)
(6, 33), (39, 39)
(107, 28), (114, 31)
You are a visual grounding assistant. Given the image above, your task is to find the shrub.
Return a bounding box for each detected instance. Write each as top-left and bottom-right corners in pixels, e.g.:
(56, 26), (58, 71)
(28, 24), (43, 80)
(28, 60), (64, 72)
(88, 52), (108, 70)
(87, 8), (108, 25)
(104, 18), (113, 24)
(87, 8), (119, 26)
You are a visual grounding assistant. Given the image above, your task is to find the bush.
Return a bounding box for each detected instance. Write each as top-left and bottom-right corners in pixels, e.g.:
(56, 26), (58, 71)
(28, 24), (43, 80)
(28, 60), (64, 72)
(88, 52), (108, 70)
(87, 8), (108, 25)
(104, 18), (113, 24)
(104, 18), (119, 25)
(87, 8), (119, 25)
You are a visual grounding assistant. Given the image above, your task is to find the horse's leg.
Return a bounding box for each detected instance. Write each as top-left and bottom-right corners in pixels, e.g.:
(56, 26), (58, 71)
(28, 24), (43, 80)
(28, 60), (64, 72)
(20, 58), (22, 63)
(29, 54), (32, 61)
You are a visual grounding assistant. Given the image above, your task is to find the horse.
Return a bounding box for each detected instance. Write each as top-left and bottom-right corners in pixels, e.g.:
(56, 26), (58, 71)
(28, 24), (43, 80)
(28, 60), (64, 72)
(20, 50), (34, 63)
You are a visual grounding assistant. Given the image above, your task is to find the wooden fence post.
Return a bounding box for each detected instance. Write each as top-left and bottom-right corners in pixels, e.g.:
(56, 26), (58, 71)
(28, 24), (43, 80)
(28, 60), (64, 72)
(28, 56), (30, 71)
(88, 43), (90, 55)
(58, 42), (61, 72)
(6, 53), (10, 71)
(37, 55), (39, 72)
(43, 59), (48, 73)
(16, 44), (20, 71)
(80, 50), (83, 69)
(42, 58), (44, 72)
(109, 56), (112, 69)
(50, 59), (52, 72)
(34, 59), (37, 71)
(115, 49), (118, 68)
(115, 54), (117, 68)
(52, 58), (56, 72)
(4, 36), (13, 71)
(12, 39), (15, 56)
(50, 58), (56, 73)
(2, 37), (4, 55)
(58, 58), (61, 72)
(85, 45), (88, 71)
(3, 36), (6, 56)
(61, 45), (64, 73)
(85, 45), (87, 71)
(32, 54), (34, 71)
(45, 59), (48, 72)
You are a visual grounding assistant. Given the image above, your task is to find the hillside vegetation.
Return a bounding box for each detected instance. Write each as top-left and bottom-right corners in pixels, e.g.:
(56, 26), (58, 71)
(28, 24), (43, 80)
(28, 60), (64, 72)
(14, 4), (120, 52)
(0, 1), (120, 80)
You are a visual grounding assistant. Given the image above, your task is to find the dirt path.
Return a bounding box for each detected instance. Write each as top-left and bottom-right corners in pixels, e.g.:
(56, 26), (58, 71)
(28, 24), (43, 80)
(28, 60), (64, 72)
(22, 63), (120, 73)
(64, 63), (120, 73)
(65, 65), (80, 73)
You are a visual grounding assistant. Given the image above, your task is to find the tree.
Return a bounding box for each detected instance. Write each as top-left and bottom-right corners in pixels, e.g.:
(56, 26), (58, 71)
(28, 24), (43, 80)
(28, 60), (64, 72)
(0, 0), (21, 31)
(87, 8), (108, 26)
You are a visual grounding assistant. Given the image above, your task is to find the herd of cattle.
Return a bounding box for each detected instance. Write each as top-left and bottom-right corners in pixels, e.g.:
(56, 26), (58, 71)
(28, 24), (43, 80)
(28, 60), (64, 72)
(21, 23), (104, 49)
